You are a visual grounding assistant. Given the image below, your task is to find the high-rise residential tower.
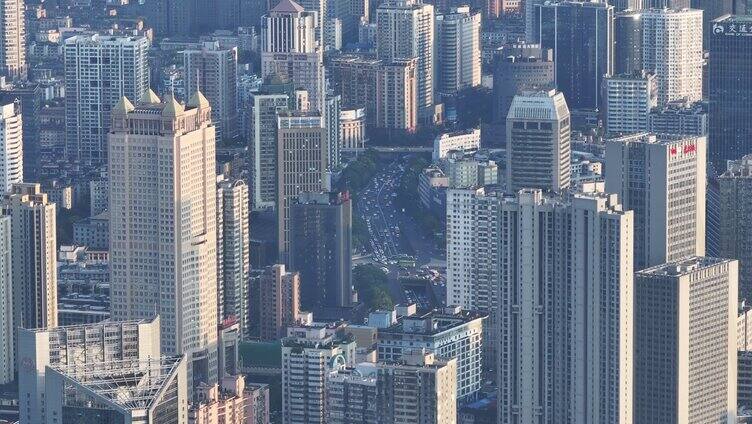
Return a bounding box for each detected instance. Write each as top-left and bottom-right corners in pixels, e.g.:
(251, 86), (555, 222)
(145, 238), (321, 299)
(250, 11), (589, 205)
(642, 8), (703, 107)
(0, 0), (25, 80)
(217, 178), (250, 339)
(0, 216), (9, 384)
(0, 101), (22, 192)
(0, 185), (55, 387)
(1, 183), (56, 333)
(250, 264), (300, 341)
(375, 58), (418, 132)
(635, 257), (737, 424)
(506, 90), (571, 193)
(603, 71), (657, 136)
(108, 92), (219, 389)
(249, 78), (294, 211)
(492, 188), (634, 424)
(184, 41), (239, 141)
(376, 0), (435, 122)
(435, 6), (481, 97)
(535, 1), (614, 111)
(276, 111), (328, 260)
(64, 34), (150, 167)
(289, 191), (352, 312)
(709, 15), (752, 167)
(605, 133), (706, 270)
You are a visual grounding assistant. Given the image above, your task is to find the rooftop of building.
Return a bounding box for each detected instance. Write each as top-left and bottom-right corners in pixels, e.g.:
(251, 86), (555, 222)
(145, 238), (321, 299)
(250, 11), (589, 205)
(650, 100), (707, 114)
(713, 14), (752, 24)
(721, 154), (752, 178)
(21, 316), (158, 334)
(378, 307), (486, 336)
(270, 0), (305, 13)
(293, 191), (351, 206)
(48, 355), (184, 412)
(607, 132), (703, 145)
(636, 256), (730, 277)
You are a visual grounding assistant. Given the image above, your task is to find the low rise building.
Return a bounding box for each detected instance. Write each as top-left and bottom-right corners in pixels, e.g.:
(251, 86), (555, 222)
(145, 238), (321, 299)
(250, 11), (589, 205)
(72, 210), (109, 250)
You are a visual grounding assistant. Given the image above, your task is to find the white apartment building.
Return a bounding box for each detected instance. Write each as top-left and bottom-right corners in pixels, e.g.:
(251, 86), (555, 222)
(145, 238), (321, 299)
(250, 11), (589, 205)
(217, 178), (250, 339)
(0, 0), (26, 80)
(376, 0), (435, 121)
(109, 92), (219, 390)
(603, 71), (657, 135)
(250, 91), (290, 210)
(635, 257), (737, 424)
(436, 6), (481, 96)
(433, 128), (480, 162)
(506, 90), (571, 193)
(605, 132), (706, 270)
(494, 189), (633, 424)
(17, 317), (162, 424)
(376, 307), (485, 402)
(0, 102), (22, 192)
(0, 216), (9, 384)
(642, 8), (704, 106)
(281, 324), (356, 424)
(327, 352), (458, 424)
(64, 34), (150, 166)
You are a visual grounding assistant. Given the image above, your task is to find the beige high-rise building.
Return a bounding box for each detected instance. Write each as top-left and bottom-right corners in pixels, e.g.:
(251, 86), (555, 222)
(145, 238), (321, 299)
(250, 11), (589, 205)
(0, 0), (26, 80)
(436, 6), (481, 96)
(635, 257), (738, 424)
(252, 264), (300, 341)
(276, 111), (328, 260)
(375, 58), (418, 132)
(376, 350), (457, 424)
(605, 132), (706, 271)
(108, 90), (219, 388)
(376, 0), (435, 121)
(506, 90), (571, 193)
(642, 8), (704, 106)
(1, 183), (56, 334)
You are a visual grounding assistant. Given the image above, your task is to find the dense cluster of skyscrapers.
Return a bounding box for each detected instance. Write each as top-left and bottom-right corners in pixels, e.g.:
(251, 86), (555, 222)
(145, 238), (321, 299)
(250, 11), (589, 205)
(0, 0), (748, 422)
